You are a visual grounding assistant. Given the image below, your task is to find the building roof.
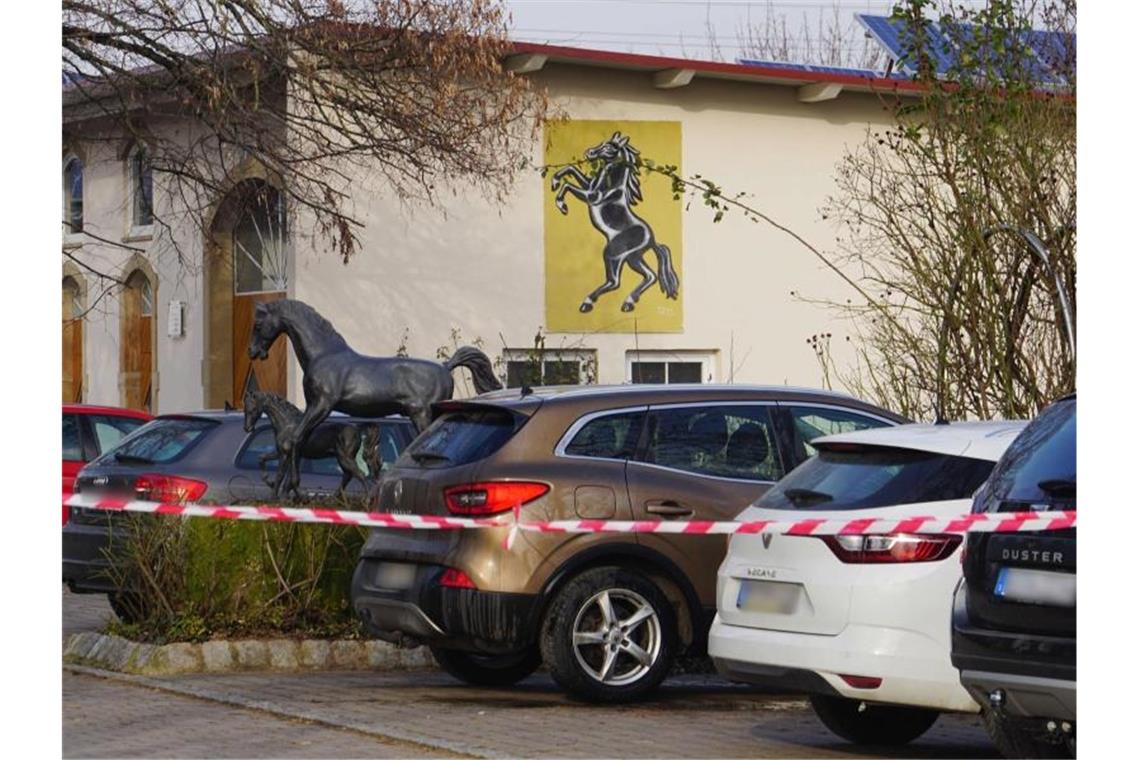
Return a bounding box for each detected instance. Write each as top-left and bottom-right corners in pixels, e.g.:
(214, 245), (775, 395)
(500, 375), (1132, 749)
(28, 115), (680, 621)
(508, 40), (925, 97)
(814, 420), (1029, 462)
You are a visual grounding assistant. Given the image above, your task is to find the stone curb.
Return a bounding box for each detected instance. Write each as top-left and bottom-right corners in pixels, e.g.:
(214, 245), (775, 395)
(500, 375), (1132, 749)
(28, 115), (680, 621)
(64, 631), (435, 676)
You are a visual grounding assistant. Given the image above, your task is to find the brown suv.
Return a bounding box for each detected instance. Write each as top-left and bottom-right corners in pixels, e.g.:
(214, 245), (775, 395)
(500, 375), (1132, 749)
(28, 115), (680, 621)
(351, 384), (905, 702)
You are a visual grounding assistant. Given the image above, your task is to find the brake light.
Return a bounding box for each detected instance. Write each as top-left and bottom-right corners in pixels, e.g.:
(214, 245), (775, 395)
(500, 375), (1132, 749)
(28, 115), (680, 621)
(133, 474), (208, 504)
(443, 481), (549, 515)
(820, 533), (961, 563)
(439, 567), (477, 589)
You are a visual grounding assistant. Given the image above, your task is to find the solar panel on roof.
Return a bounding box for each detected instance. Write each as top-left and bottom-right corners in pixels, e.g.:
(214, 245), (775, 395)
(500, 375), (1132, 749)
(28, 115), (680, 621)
(855, 13), (1073, 86)
(857, 13), (955, 76)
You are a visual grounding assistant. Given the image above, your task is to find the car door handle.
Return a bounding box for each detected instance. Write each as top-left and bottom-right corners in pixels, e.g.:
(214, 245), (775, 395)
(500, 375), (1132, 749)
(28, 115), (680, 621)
(646, 501), (694, 517)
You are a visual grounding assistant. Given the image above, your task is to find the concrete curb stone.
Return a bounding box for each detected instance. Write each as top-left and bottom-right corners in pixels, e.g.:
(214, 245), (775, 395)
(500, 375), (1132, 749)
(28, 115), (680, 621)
(202, 640), (236, 672)
(64, 632), (435, 676)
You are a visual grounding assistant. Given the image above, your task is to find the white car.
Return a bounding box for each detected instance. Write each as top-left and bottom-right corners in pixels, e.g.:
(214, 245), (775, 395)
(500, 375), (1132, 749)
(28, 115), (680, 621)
(708, 420), (1026, 746)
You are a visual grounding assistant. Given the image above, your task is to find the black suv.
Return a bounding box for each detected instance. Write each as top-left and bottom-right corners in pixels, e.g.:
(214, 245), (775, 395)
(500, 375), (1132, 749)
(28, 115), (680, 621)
(951, 394), (1076, 758)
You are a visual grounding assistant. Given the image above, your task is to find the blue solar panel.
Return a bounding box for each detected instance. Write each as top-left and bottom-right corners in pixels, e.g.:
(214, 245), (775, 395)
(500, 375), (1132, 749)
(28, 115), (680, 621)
(855, 13), (1073, 86)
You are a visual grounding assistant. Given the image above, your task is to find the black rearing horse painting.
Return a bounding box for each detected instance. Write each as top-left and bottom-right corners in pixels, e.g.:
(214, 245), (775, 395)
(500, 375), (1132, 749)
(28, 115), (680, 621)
(247, 299), (502, 493)
(550, 131), (680, 314)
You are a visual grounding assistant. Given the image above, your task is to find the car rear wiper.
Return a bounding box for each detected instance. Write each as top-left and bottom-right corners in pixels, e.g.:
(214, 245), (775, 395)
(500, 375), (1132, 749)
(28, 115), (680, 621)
(781, 488), (833, 506)
(409, 451), (451, 464)
(113, 452), (154, 464)
(1037, 478), (1076, 496)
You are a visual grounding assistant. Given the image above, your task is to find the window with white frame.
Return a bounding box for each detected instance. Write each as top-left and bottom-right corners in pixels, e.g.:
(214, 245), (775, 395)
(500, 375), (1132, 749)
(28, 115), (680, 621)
(63, 154), (84, 234)
(128, 144), (154, 229)
(626, 351), (716, 384)
(502, 348), (597, 388)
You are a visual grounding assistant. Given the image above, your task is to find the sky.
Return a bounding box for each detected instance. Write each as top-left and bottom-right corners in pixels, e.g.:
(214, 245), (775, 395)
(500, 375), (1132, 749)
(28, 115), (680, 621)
(504, 0), (991, 66)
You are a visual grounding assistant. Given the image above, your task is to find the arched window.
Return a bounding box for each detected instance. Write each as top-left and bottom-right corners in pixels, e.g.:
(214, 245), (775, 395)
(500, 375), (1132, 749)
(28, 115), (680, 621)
(233, 181), (288, 293)
(128, 144), (154, 228)
(63, 155), (84, 233)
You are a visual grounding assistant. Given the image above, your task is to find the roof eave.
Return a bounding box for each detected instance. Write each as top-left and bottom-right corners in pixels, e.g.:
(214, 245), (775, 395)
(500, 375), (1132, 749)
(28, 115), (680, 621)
(508, 40), (927, 96)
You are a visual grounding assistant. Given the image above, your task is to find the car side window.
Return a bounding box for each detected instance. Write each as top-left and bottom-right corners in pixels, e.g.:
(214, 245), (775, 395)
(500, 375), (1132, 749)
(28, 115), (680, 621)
(643, 405), (781, 482)
(63, 414), (83, 461)
(90, 415), (147, 455)
(236, 428), (278, 471)
(357, 423), (407, 477)
(237, 424), (390, 476)
(564, 411), (645, 460)
(788, 406), (891, 462)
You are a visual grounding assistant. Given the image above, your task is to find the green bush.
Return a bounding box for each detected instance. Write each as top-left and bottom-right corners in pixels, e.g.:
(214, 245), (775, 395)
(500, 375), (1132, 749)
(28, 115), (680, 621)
(103, 511), (367, 644)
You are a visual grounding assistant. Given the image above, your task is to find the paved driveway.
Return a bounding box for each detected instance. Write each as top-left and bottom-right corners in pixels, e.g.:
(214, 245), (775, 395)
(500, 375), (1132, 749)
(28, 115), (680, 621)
(62, 588), (998, 759)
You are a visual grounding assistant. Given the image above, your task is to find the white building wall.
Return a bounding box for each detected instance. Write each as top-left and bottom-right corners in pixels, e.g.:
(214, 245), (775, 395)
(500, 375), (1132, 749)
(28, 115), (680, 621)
(293, 65), (891, 398)
(63, 121), (209, 414)
(68, 62), (894, 411)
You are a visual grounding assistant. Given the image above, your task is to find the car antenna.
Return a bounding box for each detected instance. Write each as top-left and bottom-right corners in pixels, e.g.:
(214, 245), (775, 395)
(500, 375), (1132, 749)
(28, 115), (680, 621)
(520, 385), (534, 398)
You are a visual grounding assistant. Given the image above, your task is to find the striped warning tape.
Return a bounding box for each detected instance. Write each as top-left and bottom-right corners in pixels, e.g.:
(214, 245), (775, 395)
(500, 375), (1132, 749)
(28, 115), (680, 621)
(64, 494), (1076, 537)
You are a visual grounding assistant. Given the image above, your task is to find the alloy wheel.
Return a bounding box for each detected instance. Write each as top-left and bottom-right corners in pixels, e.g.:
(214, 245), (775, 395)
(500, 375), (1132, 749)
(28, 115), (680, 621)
(571, 588), (662, 685)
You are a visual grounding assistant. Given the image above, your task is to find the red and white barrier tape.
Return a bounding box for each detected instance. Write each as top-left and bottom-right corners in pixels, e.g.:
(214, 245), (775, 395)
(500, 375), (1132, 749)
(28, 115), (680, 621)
(64, 494), (1076, 540)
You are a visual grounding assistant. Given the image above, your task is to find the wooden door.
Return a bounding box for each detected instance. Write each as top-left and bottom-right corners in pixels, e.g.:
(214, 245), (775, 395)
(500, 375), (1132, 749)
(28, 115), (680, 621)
(233, 292), (287, 401)
(121, 272), (153, 411)
(62, 279), (83, 402)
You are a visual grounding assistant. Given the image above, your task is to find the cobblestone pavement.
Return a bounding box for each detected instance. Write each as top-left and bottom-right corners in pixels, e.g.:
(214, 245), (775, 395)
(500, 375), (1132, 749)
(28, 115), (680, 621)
(63, 588), (998, 759)
(64, 670), (450, 758)
(63, 587), (115, 639)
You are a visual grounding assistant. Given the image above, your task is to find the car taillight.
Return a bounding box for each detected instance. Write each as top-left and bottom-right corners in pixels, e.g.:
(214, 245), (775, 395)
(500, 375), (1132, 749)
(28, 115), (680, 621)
(133, 474), (208, 504)
(439, 567), (477, 589)
(443, 481), (549, 516)
(820, 533), (961, 563)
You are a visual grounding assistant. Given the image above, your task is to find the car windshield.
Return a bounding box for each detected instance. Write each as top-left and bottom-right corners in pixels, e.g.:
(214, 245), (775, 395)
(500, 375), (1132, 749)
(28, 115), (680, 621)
(399, 408), (520, 467)
(755, 446), (996, 511)
(93, 417), (217, 465)
(983, 397), (1075, 505)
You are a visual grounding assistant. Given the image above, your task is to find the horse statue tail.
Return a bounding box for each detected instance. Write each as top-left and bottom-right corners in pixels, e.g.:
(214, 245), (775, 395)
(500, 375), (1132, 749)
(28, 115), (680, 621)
(653, 244), (680, 299)
(445, 346), (503, 395)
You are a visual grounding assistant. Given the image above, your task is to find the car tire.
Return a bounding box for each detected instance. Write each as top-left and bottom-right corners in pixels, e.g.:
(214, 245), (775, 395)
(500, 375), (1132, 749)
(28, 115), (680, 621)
(982, 709), (1073, 758)
(809, 694), (939, 745)
(429, 646), (541, 687)
(540, 566), (676, 703)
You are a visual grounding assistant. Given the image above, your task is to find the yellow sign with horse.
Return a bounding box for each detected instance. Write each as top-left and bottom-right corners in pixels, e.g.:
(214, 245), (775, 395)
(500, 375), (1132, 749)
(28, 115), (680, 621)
(544, 120), (683, 333)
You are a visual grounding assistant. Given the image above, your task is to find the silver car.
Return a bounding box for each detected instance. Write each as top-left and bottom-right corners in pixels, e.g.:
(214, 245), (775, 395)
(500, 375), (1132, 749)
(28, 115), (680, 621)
(63, 410), (415, 613)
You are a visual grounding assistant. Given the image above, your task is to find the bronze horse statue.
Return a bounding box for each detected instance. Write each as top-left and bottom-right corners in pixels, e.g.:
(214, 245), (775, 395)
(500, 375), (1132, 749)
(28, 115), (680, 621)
(242, 390), (371, 499)
(247, 299), (502, 494)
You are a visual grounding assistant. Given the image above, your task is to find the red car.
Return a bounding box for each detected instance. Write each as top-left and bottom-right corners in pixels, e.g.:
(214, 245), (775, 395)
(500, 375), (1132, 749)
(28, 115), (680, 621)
(63, 405), (152, 525)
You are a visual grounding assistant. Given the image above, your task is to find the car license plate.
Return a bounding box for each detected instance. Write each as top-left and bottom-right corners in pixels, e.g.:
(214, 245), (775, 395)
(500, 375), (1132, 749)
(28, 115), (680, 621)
(994, 567), (1076, 607)
(737, 580), (800, 614)
(373, 562), (417, 590)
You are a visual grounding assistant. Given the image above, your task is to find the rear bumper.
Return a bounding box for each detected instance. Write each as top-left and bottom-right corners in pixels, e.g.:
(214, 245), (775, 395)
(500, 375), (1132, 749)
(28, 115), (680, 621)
(708, 614), (978, 712)
(959, 669), (1076, 721)
(950, 581), (1076, 719)
(62, 521), (115, 594)
(351, 558), (540, 655)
